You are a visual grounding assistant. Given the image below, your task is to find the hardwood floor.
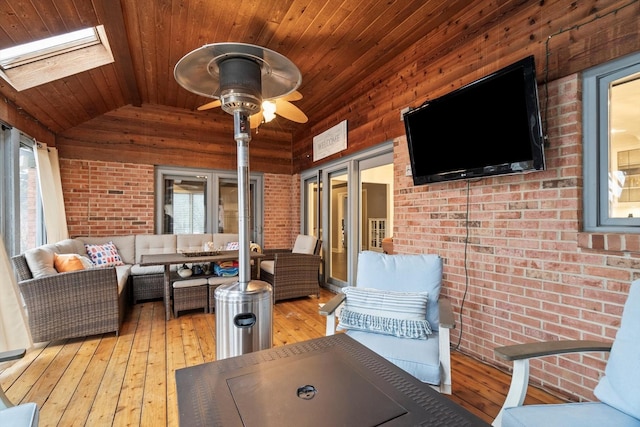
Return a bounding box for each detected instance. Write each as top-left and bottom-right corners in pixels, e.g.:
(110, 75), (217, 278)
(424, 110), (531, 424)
(1, 288), (563, 426)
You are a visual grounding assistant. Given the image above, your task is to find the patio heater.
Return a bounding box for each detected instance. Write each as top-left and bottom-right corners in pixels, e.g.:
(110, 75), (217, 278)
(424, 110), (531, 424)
(174, 43), (302, 359)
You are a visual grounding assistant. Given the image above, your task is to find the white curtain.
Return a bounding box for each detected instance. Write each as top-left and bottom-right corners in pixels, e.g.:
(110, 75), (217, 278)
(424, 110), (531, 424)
(0, 238), (32, 352)
(34, 142), (69, 242)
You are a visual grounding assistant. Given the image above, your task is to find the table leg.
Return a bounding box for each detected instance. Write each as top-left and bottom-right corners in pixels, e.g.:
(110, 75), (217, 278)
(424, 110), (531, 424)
(164, 264), (171, 320)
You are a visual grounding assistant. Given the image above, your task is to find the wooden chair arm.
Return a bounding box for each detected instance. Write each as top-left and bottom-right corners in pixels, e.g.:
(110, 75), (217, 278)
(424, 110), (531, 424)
(495, 340), (612, 361)
(0, 349), (26, 363)
(438, 298), (455, 329)
(319, 293), (346, 316)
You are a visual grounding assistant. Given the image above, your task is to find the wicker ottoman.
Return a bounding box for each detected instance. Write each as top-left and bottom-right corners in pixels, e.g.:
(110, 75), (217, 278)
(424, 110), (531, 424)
(207, 276), (238, 313)
(173, 278), (209, 317)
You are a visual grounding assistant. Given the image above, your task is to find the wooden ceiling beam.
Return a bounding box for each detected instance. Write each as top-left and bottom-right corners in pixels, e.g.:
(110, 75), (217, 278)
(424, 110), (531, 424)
(93, 0), (142, 107)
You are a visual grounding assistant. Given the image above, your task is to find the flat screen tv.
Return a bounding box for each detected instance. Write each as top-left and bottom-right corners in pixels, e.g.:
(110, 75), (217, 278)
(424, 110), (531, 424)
(403, 55), (545, 185)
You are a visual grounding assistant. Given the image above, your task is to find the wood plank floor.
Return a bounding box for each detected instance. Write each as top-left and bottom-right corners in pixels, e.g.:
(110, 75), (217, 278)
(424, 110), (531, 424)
(1, 288), (563, 426)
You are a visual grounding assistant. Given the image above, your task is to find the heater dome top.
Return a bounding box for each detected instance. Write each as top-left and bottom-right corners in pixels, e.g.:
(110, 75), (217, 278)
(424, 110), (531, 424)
(174, 42), (301, 102)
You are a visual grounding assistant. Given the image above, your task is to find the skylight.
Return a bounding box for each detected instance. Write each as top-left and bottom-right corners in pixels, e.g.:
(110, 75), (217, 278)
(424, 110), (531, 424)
(0, 27), (100, 69)
(0, 25), (114, 91)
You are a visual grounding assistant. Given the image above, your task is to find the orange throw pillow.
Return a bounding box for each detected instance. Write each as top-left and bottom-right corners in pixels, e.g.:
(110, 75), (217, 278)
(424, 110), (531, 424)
(53, 253), (86, 273)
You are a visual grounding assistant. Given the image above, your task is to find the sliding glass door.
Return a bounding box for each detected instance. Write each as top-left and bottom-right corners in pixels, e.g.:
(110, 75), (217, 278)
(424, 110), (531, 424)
(301, 143), (393, 291)
(329, 169), (349, 284)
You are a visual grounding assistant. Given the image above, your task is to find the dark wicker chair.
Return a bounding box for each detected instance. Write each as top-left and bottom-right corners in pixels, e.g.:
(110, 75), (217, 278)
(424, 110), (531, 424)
(260, 237), (322, 302)
(11, 254), (126, 342)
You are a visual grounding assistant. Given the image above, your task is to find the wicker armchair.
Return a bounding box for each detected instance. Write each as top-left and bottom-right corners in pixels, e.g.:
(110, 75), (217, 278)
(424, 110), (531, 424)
(260, 235), (321, 302)
(11, 254), (126, 342)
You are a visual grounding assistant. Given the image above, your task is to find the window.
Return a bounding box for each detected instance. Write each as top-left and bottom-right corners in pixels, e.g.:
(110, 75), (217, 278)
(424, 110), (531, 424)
(0, 25), (114, 91)
(0, 126), (45, 256)
(155, 166), (264, 245)
(583, 51), (640, 232)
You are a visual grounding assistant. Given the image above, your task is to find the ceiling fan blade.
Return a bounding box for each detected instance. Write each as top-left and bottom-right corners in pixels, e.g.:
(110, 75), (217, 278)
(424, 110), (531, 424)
(197, 99), (221, 111)
(281, 90), (303, 102)
(274, 99), (308, 123)
(250, 110), (263, 129)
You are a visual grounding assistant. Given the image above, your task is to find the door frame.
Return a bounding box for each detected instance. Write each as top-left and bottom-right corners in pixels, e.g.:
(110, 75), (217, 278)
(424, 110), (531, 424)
(300, 141), (393, 291)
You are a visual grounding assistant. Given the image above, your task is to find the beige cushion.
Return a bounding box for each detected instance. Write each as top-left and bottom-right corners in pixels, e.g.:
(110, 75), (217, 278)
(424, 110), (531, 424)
(208, 276), (237, 286)
(25, 238), (95, 277)
(24, 244), (58, 278)
(260, 260), (275, 275)
(115, 265), (132, 293)
(130, 264), (166, 275)
(54, 238), (85, 255)
(173, 278), (208, 288)
(292, 235), (318, 255)
(134, 234), (177, 263)
(177, 233), (214, 252)
(211, 233), (239, 250)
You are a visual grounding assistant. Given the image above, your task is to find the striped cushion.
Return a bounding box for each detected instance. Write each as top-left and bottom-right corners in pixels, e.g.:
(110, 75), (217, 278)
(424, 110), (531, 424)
(337, 287), (431, 339)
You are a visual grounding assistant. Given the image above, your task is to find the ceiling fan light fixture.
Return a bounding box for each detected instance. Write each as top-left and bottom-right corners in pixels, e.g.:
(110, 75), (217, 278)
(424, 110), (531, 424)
(262, 100), (276, 123)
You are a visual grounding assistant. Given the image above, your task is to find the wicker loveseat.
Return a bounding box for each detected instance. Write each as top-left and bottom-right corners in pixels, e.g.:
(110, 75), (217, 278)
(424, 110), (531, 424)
(11, 233), (239, 342)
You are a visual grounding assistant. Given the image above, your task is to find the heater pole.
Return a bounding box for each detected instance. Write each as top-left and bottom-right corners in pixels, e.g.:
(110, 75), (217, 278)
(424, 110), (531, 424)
(234, 109), (252, 290)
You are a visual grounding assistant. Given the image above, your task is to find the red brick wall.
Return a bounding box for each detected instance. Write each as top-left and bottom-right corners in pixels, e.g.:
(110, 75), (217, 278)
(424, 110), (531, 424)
(61, 159), (156, 237)
(263, 173), (300, 249)
(61, 159), (300, 246)
(394, 74), (636, 402)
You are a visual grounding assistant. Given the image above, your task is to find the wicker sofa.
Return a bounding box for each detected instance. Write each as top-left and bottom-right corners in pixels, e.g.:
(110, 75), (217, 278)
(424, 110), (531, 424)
(11, 233), (239, 342)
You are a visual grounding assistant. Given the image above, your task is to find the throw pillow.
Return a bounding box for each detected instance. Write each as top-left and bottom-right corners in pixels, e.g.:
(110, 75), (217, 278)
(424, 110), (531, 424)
(225, 241), (239, 250)
(337, 287), (431, 339)
(54, 253), (86, 273)
(85, 242), (124, 268)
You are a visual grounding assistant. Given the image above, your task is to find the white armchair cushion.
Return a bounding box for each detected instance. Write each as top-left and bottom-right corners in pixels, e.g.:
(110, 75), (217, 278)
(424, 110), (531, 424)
(337, 287), (431, 339)
(348, 329), (442, 385)
(291, 234), (318, 254)
(502, 401), (640, 427)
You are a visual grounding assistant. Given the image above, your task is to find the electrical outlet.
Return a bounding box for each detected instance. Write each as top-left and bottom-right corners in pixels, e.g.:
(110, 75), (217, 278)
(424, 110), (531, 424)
(405, 164), (412, 176)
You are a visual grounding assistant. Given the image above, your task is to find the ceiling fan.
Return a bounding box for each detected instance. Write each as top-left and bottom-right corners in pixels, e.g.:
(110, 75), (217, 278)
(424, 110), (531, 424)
(196, 89), (308, 128)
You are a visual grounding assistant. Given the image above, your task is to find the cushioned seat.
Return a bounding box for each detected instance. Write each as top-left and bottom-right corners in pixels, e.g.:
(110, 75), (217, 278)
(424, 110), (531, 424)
(0, 403), (39, 427)
(347, 329), (442, 384)
(172, 277), (208, 317)
(502, 402), (640, 427)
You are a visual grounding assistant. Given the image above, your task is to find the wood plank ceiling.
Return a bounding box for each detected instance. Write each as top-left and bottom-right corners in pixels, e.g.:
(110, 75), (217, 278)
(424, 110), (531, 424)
(0, 0), (490, 137)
